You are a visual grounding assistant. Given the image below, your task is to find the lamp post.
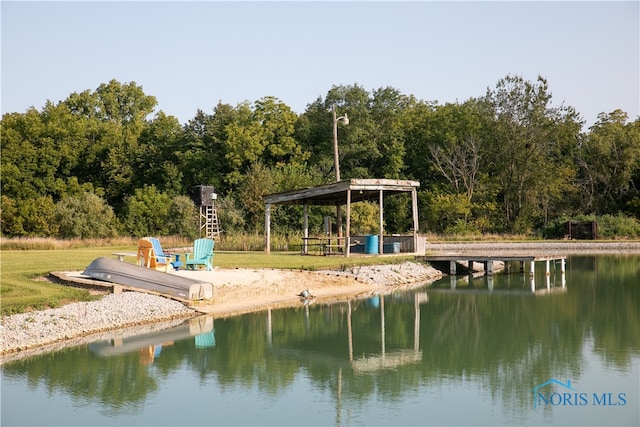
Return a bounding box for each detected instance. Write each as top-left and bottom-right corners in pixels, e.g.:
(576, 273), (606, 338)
(332, 105), (349, 240)
(332, 105), (349, 182)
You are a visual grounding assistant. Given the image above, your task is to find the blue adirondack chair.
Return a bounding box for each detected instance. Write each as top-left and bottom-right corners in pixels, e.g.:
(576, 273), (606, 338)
(185, 238), (214, 271)
(143, 237), (182, 271)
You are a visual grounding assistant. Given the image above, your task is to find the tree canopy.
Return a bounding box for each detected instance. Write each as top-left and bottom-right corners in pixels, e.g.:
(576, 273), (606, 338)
(1, 77), (638, 238)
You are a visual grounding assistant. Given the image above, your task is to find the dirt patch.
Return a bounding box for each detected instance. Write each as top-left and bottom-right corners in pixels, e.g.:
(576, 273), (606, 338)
(176, 265), (441, 317)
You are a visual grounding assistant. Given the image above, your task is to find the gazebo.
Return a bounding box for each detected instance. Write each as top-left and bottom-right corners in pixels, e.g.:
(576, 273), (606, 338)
(263, 178), (420, 257)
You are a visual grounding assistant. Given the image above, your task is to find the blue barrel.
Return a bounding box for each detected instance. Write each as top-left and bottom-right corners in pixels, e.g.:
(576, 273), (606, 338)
(365, 235), (379, 254)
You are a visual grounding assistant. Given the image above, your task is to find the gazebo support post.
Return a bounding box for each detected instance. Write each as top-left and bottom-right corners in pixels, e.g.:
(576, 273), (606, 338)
(303, 202), (309, 254)
(336, 204), (343, 238)
(346, 190), (352, 257)
(265, 203), (271, 255)
(412, 188), (419, 253)
(379, 189), (384, 255)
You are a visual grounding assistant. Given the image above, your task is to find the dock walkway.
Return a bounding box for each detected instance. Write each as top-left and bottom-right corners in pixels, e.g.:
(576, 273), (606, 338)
(419, 255), (566, 276)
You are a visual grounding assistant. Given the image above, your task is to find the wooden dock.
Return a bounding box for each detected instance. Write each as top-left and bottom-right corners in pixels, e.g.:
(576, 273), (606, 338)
(419, 255), (566, 276)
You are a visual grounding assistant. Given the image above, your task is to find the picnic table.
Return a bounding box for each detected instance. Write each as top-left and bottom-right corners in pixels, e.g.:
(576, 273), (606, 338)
(112, 252), (137, 262)
(300, 237), (360, 256)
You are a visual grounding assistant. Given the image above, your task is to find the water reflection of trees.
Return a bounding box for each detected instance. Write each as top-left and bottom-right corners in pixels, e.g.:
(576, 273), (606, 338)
(3, 348), (158, 412)
(3, 256), (638, 414)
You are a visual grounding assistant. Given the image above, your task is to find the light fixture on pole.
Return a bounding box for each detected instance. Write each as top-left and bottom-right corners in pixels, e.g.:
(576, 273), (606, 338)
(332, 105), (349, 240)
(332, 105), (349, 182)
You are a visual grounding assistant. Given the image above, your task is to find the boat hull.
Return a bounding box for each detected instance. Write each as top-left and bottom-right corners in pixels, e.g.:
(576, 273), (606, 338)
(83, 257), (213, 300)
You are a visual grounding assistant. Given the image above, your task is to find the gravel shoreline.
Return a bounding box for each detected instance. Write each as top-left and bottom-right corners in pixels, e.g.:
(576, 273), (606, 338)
(0, 293), (195, 358)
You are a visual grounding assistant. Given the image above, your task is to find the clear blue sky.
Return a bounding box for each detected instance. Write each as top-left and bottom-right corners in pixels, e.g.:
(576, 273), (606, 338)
(2, 1), (638, 129)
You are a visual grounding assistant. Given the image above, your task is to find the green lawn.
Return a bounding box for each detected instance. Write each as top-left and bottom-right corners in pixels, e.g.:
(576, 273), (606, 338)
(1, 247), (411, 316)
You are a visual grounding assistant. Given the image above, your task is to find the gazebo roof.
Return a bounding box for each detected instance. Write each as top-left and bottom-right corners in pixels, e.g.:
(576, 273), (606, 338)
(263, 178), (420, 206)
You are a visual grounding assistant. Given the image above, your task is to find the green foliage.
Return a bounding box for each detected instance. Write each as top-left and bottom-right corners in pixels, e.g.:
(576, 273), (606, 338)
(378, 194), (412, 233)
(54, 192), (118, 238)
(540, 214), (640, 239)
(236, 161), (277, 232)
(422, 193), (474, 234)
(135, 111), (185, 194)
(595, 214), (640, 239)
(268, 163), (327, 234)
(1, 196), (19, 236)
(576, 110), (640, 214)
(1, 76), (638, 239)
(350, 202), (380, 234)
(122, 185), (173, 236)
(215, 194), (246, 234)
(167, 195), (199, 239)
(224, 97), (308, 186)
(0, 196), (57, 236)
(481, 74), (583, 230)
(0, 106), (80, 202)
(626, 197), (640, 219)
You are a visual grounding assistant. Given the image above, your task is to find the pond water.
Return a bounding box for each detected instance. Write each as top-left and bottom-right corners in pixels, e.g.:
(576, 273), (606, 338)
(2, 255), (639, 426)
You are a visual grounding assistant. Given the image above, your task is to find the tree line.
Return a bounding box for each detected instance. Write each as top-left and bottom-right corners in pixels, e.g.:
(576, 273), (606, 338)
(2, 75), (639, 240)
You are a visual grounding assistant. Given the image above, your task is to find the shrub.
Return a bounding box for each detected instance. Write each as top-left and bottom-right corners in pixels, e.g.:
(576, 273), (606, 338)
(121, 185), (172, 236)
(167, 195), (199, 239)
(216, 193), (246, 234)
(596, 214), (640, 239)
(1, 195), (57, 237)
(539, 213), (640, 239)
(54, 192), (118, 238)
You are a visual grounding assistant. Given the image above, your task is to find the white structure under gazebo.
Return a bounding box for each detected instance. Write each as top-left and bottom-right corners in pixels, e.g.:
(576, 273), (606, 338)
(263, 178), (421, 257)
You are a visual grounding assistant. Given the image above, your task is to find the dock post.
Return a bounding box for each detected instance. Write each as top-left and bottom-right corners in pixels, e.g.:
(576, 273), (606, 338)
(545, 260), (550, 276)
(486, 261), (494, 275)
(449, 260), (457, 275)
(529, 260), (535, 277)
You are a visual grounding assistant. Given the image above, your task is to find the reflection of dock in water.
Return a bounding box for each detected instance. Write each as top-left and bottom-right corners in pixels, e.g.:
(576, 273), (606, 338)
(421, 255), (567, 296)
(436, 269), (567, 296)
(89, 316), (214, 357)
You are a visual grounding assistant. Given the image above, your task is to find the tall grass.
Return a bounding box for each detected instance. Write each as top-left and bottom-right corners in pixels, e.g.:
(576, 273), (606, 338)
(217, 232), (303, 251)
(0, 236), (192, 251)
(0, 234), (292, 251)
(0, 231), (548, 252)
(0, 232), (307, 252)
(423, 232), (539, 242)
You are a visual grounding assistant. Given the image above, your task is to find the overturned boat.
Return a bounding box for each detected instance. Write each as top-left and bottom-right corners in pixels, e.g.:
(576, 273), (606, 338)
(83, 257), (213, 301)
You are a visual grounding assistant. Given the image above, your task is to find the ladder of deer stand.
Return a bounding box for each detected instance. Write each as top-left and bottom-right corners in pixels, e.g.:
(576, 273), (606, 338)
(200, 203), (221, 239)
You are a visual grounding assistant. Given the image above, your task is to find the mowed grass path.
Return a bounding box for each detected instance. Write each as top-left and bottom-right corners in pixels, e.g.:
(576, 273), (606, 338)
(1, 246), (411, 316)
